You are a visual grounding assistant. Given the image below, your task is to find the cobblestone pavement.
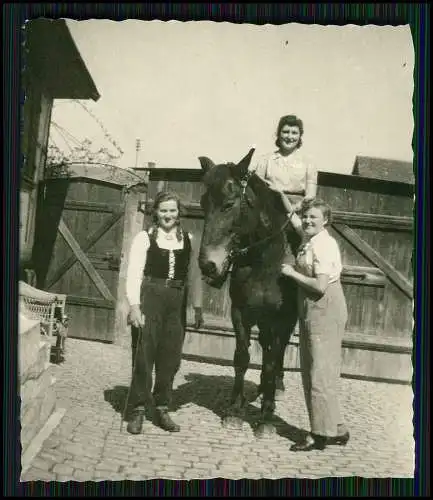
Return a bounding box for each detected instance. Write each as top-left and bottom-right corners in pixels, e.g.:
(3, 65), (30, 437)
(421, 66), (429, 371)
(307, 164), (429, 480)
(21, 338), (414, 481)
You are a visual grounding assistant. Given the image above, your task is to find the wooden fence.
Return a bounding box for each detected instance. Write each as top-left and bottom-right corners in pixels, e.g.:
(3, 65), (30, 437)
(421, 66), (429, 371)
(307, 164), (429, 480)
(142, 168), (414, 385)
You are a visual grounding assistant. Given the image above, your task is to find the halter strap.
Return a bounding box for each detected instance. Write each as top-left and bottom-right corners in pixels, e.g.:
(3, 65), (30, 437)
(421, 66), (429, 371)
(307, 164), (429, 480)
(230, 171), (290, 260)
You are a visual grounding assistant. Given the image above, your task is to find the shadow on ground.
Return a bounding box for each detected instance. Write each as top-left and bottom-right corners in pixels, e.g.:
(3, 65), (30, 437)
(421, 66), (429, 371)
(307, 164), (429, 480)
(104, 373), (305, 443)
(173, 372), (306, 443)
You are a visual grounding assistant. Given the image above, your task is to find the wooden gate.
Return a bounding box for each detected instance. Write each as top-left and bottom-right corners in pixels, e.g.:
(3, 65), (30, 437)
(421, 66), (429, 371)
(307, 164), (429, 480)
(32, 164), (147, 343)
(141, 166), (414, 384)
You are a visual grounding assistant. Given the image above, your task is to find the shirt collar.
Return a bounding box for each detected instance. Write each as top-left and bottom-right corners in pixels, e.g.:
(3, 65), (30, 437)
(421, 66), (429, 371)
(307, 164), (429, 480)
(304, 228), (329, 246)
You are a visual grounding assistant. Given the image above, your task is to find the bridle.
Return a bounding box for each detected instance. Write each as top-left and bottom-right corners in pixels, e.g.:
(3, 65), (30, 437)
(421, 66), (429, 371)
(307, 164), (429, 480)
(228, 170), (292, 261)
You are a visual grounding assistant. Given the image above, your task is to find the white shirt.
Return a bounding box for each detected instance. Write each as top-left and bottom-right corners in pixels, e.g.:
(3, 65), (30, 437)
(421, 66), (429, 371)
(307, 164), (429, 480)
(126, 228), (193, 307)
(296, 229), (343, 284)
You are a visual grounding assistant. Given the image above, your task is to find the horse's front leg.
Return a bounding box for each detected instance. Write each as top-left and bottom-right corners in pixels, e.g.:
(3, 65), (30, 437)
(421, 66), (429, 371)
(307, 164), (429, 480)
(255, 326), (282, 438)
(222, 306), (251, 430)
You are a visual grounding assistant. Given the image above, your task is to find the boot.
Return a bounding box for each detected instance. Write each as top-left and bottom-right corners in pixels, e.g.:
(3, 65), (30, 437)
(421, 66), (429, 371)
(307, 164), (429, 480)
(153, 408), (180, 432)
(127, 407), (145, 435)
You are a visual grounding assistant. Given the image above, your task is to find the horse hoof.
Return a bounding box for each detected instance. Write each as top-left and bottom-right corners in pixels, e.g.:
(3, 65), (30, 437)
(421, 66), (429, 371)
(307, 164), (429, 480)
(275, 389), (285, 402)
(222, 415), (243, 430)
(254, 422), (276, 439)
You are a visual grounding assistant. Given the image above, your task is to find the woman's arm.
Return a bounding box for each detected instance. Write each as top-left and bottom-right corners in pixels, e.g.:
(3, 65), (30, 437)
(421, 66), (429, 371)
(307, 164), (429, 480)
(265, 179), (304, 236)
(304, 163), (318, 200)
(281, 264), (329, 296)
(126, 231), (149, 327)
(188, 234), (204, 328)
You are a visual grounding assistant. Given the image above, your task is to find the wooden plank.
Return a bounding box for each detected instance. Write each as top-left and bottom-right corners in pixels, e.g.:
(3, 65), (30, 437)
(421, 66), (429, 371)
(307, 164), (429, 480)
(66, 295), (115, 310)
(142, 200), (413, 230)
(46, 211), (124, 288)
(341, 265), (386, 287)
(332, 211), (413, 231)
(333, 223), (413, 299)
(44, 200), (124, 213)
(317, 171), (414, 197)
(146, 168), (414, 197)
(58, 219), (115, 303)
(182, 327), (412, 384)
(184, 325), (412, 355)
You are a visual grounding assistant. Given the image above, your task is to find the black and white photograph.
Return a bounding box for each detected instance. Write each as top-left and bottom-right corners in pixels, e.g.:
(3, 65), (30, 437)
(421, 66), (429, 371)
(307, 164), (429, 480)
(19, 18), (415, 481)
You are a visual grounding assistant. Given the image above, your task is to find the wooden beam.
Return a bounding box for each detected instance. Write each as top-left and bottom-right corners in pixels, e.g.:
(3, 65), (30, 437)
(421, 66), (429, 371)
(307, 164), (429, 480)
(145, 168), (414, 197)
(45, 200), (124, 214)
(332, 211), (413, 231)
(66, 295), (115, 310)
(141, 201), (413, 230)
(46, 211), (123, 288)
(58, 219), (115, 302)
(333, 223), (413, 299)
(341, 265), (386, 287)
(184, 325), (412, 355)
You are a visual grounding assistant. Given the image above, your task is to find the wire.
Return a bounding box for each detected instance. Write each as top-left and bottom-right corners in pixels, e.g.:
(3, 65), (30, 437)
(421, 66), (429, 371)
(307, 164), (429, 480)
(72, 99), (124, 156)
(51, 121), (83, 148)
(51, 123), (74, 153)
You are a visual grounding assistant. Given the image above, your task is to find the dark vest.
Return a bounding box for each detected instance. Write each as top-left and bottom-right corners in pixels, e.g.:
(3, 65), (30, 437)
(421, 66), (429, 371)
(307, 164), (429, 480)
(143, 229), (191, 281)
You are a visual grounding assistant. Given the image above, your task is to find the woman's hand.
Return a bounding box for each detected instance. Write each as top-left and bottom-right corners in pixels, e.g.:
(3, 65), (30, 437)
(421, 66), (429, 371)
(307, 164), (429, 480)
(264, 179), (285, 194)
(292, 200), (303, 213)
(128, 305), (145, 328)
(281, 263), (296, 278)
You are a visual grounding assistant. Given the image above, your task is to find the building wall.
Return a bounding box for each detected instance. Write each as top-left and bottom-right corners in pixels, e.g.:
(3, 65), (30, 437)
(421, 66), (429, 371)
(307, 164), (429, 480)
(20, 85), (53, 265)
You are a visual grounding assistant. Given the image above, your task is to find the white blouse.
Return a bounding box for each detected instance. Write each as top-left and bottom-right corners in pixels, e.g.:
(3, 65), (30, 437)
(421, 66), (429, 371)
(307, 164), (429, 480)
(295, 229), (343, 284)
(126, 228), (192, 307)
(250, 149), (317, 194)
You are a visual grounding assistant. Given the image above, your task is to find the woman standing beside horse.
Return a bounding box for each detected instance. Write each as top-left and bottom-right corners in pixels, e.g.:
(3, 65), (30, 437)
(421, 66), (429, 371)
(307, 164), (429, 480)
(250, 114), (318, 396)
(280, 198), (350, 451)
(125, 191), (203, 435)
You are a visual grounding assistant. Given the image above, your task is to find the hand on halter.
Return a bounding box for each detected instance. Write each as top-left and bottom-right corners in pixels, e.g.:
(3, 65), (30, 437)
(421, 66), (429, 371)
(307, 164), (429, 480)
(128, 305), (145, 328)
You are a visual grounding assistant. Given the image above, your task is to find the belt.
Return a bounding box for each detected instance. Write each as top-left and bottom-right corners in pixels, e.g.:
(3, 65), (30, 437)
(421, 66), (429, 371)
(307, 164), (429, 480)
(143, 276), (185, 288)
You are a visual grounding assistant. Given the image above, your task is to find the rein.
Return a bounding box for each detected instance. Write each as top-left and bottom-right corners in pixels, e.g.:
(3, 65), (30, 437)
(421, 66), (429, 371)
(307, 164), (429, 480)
(229, 171), (291, 260)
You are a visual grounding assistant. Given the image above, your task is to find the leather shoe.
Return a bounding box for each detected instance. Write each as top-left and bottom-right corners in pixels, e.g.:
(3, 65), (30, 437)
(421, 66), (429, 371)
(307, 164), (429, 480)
(326, 431), (350, 446)
(154, 409), (180, 432)
(127, 408), (145, 435)
(290, 435), (326, 452)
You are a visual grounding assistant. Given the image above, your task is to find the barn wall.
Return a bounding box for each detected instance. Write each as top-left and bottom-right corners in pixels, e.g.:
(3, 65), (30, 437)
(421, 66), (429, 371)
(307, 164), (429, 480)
(20, 85), (53, 265)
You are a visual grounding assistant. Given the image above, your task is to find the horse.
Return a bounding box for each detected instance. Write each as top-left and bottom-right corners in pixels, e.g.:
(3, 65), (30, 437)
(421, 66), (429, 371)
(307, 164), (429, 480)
(198, 148), (301, 437)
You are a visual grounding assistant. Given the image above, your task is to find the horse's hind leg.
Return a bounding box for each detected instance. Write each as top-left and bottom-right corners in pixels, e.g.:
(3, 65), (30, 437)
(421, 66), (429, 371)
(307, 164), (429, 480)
(222, 307), (251, 430)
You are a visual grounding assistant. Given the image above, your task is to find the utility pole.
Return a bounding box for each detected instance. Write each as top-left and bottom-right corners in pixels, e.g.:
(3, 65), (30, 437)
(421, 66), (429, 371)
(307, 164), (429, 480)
(134, 138), (141, 169)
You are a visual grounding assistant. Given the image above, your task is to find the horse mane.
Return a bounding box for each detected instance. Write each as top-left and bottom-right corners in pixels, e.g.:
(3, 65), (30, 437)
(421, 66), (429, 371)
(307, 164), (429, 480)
(202, 161), (300, 254)
(247, 171), (302, 253)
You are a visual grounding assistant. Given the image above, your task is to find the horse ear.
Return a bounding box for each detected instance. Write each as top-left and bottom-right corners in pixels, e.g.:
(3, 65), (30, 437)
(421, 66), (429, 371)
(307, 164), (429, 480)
(237, 147), (255, 177)
(198, 156), (215, 172)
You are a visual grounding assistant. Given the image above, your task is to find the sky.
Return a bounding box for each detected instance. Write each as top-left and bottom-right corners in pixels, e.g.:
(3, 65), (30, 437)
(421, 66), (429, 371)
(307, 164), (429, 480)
(49, 20), (414, 174)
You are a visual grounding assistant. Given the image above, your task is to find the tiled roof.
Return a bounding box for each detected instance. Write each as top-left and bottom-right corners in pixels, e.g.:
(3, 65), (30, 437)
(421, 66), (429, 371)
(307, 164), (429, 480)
(352, 156), (414, 185)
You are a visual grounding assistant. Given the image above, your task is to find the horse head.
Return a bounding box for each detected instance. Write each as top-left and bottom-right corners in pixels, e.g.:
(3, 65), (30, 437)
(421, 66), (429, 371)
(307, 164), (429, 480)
(198, 148), (294, 288)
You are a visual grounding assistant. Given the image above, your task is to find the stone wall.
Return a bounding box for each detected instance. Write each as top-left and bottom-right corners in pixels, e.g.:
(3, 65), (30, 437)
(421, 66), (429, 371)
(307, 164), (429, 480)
(19, 313), (57, 454)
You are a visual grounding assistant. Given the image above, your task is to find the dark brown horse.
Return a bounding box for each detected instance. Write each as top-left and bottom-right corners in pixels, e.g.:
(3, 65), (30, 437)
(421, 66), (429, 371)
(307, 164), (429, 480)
(198, 148), (301, 436)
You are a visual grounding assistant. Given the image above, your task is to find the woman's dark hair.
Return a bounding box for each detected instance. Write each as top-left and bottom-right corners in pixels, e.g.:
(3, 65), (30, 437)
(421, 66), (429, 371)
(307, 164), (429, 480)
(275, 114), (304, 149)
(150, 191), (183, 241)
(300, 197), (332, 225)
